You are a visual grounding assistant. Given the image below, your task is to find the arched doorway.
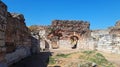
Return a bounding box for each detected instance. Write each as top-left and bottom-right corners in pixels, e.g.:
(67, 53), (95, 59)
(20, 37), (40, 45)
(70, 36), (79, 49)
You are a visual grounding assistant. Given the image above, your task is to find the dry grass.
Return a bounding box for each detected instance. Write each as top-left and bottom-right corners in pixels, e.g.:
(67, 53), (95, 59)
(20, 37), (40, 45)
(48, 50), (116, 67)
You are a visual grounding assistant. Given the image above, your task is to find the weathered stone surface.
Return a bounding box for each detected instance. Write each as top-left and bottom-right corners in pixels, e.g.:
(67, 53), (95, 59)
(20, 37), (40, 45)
(91, 29), (120, 54)
(46, 20), (91, 49)
(0, 0), (7, 63)
(110, 20), (120, 36)
(58, 40), (71, 49)
(5, 12), (31, 53)
(51, 20), (90, 38)
(4, 12), (32, 65)
(0, 1), (32, 65)
(5, 47), (31, 65)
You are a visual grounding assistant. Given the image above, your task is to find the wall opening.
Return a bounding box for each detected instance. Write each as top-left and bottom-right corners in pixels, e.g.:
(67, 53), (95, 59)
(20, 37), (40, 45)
(70, 36), (79, 49)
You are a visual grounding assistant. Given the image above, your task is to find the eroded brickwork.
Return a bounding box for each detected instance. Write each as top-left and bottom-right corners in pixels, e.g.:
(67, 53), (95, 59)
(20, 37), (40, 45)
(0, 1), (32, 65)
(0, 1), (7, 63)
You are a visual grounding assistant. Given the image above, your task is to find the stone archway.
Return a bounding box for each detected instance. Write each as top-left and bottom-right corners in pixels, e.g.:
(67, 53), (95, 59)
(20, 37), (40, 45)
(70, 36), (79, 49)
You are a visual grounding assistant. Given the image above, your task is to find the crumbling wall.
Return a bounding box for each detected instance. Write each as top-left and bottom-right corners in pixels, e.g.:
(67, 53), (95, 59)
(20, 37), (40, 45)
(0, 1), (7, 63)
(0, 1), (32, 65)
(110, 20), (120, 36)
(5, 13), (31, 53)
(91, 28), (120, 54)
(51, 20), (90, 38)
(5, 13), (31, 65)
(48, 20), (91, 49)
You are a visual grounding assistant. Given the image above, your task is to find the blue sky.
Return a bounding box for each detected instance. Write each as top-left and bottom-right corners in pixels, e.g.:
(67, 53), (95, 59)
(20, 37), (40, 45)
(2, 0), (120, 30)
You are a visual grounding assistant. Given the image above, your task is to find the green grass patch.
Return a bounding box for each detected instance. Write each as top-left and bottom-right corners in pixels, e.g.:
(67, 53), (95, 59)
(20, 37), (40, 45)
(56, 53), (71, 58)
(79, 50), (114, 67)
(82, 50), (95, 55)
(49, 57), (56, 64)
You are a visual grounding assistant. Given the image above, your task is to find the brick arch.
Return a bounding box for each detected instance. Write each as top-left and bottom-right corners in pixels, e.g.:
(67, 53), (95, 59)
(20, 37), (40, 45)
(69, 35), (79, 49)
(70, 36), (79, 40)
(69, 33), (80, 40)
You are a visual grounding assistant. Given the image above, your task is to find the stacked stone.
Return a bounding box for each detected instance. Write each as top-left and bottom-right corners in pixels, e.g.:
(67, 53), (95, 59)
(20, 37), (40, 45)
(0, 1), (31, 65)
(5, 13), (31, 53)
(0, 1), (7, 63)
(5, 13), (31, 65)
(47, 20), (91, 49)
(110, 20), (120, 36)
(51, 20), (90, 38)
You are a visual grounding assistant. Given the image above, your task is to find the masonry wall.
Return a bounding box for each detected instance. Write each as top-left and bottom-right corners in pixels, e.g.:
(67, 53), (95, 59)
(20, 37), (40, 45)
(0, 1), (32, 65)
(0, 1), (7, 63)
(47, 20), (91, 49)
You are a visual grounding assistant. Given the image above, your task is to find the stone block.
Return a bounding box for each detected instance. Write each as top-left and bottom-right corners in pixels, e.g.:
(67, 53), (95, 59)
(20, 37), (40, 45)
(0, 31), (4, 39)
(6, 45), (15, 53)
(1, 47), (6, 52)
(0, 52), (5, 62)
(0, 40), (5, 47)
(0, 47), (6, 53)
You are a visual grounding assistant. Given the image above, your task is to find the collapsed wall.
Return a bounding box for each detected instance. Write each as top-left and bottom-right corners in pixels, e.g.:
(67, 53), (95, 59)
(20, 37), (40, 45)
(91, 21), (120, 54)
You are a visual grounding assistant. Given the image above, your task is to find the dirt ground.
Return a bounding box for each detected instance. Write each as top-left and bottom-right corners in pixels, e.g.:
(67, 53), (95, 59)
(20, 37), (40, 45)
(50, 49), (120, 67)
(9, 49), (120, 67)
(99, 51), (120, 67)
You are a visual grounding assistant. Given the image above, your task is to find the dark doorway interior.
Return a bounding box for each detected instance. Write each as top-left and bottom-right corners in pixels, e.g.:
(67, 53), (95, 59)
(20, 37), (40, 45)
(70, 36), (79, 49)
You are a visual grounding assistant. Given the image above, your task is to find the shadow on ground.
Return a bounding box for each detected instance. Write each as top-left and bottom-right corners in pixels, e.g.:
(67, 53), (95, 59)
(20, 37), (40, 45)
(9, 52), (52, 67)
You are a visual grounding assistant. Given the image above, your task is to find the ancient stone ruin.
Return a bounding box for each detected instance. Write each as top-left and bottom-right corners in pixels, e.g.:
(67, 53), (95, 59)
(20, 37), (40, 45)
(0, 1), (32, 66)
(0, 1), (7, 63)
(91, 21), (120, 54)
(1, 0), (120, 67)
(33, 20), (120, 55)
(47, 20), (91, 49)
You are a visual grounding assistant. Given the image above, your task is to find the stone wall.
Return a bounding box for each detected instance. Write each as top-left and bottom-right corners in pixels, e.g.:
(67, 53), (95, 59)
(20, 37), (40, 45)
(47, 20), (91, 49)
(0, 1), (32, 66)
(110, 20), (120, 36)
(0, 1), (7, 63)
(5, 13), (31, 53)
(5, 13), (31, 65)
(51, 20), (90, 39)
(91, 28), (120, 54)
